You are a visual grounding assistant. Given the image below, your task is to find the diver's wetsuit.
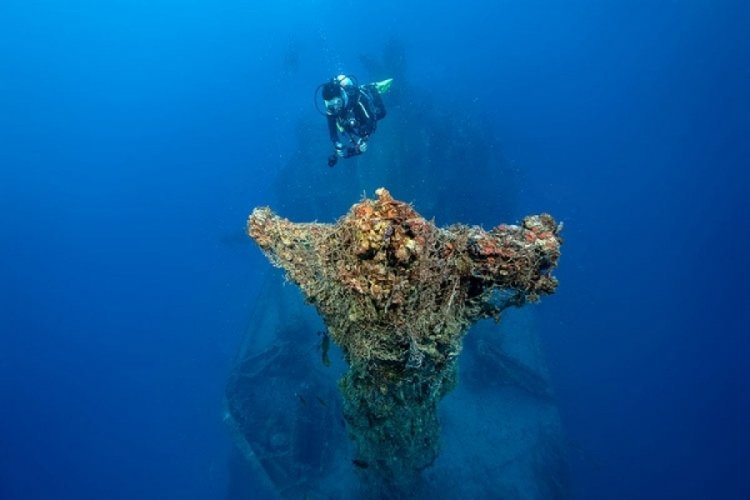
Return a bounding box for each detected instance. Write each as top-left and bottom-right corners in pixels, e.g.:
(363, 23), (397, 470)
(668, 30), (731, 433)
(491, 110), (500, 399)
(327, 84), (386, 159)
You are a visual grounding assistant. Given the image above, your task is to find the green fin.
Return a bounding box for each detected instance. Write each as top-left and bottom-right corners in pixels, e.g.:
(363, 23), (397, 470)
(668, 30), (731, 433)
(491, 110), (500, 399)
(373, 78), (394, 94)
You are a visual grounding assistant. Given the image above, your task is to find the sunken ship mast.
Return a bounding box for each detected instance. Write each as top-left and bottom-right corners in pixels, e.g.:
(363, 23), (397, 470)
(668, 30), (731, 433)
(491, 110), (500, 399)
(247, 187), (562, 490)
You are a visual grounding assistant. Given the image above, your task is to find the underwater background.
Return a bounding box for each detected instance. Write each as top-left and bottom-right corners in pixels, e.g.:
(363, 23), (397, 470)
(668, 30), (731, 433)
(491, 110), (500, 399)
(2, 0), (749, 498)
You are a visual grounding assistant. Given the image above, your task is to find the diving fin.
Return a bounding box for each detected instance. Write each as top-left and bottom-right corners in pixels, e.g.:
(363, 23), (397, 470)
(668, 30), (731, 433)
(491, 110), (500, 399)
(373, 78), (394, 94)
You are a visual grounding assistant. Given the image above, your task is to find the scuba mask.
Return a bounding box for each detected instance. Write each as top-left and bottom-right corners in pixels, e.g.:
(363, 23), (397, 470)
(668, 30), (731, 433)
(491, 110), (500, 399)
(317, 74), (356, 116)
(324, 96), (344, 115)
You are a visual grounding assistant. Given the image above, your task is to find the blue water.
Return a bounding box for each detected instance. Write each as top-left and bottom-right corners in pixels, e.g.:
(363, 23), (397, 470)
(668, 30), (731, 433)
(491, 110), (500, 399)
(2, 1), (749, 498)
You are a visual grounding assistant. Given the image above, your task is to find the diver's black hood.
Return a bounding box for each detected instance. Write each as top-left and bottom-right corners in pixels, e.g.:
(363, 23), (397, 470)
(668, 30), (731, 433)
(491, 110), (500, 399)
(321, 81), (341, 100)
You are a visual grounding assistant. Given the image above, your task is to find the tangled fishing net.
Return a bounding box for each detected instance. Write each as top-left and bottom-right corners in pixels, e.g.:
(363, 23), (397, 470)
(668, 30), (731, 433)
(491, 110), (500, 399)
(248, 187), (562, 490)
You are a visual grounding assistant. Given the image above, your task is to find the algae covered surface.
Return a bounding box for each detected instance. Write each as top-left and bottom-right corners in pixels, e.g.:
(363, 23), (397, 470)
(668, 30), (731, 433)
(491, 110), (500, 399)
(245, 187), (562, 492)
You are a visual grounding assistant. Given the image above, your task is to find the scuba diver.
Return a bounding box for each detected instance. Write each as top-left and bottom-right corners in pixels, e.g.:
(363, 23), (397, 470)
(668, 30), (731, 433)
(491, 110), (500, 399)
(317, 74), (393, 167)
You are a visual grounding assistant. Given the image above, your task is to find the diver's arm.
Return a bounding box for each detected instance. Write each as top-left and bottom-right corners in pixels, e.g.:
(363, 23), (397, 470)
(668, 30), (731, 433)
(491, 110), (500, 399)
(326, 115), (345, 167)
(342, 138), (367, 158)
(328, 140), (363, 166)
(342, 147), (361, 159)
(327, 115), (339, 144)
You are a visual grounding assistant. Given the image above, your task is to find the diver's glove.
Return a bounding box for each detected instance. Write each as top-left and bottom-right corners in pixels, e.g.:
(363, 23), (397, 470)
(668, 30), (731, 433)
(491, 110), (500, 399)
(335, 141), (345, 157)
(356, 138), (368, 153)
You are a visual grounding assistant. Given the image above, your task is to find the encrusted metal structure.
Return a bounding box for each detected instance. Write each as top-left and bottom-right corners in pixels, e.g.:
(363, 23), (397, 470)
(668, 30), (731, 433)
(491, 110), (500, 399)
(247, 187), (562, 491)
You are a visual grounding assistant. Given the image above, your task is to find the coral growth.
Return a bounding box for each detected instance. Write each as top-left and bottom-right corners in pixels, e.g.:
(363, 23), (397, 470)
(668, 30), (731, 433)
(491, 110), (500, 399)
(248, 187), (562, 490)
